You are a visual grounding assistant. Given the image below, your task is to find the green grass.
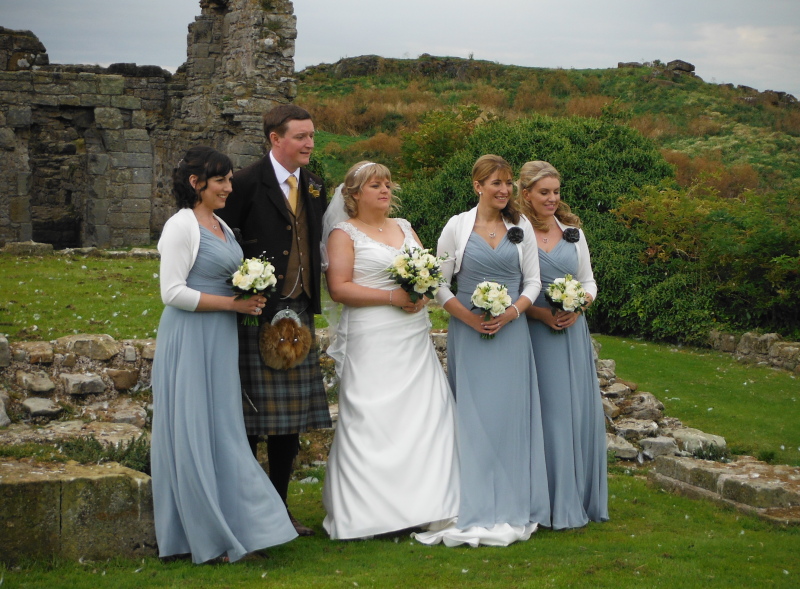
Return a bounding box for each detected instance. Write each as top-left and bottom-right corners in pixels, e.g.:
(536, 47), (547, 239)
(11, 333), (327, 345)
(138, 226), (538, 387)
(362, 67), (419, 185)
(0, 253), (161, 342)
(2, 474), (798, 587)
(594, 335), (800, 467)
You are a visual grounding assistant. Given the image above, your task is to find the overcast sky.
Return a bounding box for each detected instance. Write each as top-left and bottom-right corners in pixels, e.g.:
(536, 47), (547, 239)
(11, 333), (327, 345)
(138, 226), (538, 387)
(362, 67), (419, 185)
(2, 0), (799, 99)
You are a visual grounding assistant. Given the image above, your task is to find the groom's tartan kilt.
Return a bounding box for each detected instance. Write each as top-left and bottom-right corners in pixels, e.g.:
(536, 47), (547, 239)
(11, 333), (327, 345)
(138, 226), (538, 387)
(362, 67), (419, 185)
(237, 298), (332, 435)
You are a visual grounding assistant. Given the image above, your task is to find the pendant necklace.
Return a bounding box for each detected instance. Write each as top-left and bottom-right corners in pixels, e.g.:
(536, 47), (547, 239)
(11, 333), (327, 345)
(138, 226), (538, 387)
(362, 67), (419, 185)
(357, 217), (387, 232)
(488, 220), (503, 239)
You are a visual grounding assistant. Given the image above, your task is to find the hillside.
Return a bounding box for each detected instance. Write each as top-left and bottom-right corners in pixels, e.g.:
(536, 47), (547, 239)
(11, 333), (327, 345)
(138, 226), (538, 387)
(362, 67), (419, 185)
(296, 54), (800, 193)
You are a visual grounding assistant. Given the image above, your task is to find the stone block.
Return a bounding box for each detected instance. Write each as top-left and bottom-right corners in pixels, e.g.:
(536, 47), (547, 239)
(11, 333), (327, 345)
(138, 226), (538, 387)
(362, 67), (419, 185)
(110, 95), (142, 110)
(16, 370), (56, 394)
(123, 128), (149, 142)
(640, 436), (679, 460)
(105, 369), (140, 391)
(131, 110), (147, 128)
(602, 382), (630, 399)
(121, 199), (151, 214)
(17, 172), (31, 196)
(193, 58), (217, 76)
(618, 392), (664, 421)
(601, 397), (620, 420)
(101, 130), (126, 151)
(69, 79), (98, 94)
(94, 107), (124, 130)
(109, 212), (150, 229)
(0, 400), (10, 427)
(1, 241), (53, 256)
(80, 94), (110, 107)
(0, 127), (15, 150)
(60, 373), (106, 395)
(14, 341), (54, 364)
(719, 476), (800, 509)
(613, 418), (658, 440)
(53, 334), (121, 361)
(131, 167), (153, 184)
(126, 140), (153, 154)
(22, 397), (61, 417)
(9, 196), (31, 223)
(58, 94), (81, 107)
(606, 433), (638, 460)
(769, 342), (800, 369)
(0, 461), (156, 564)
(87, 152), (109, 175)
(87, 199), (109, 225)
(109, 152), (152, 168)
(98, 75), (125, 95)
(123, 345), (137, 362)
(31, 94), (60, 107)
(662, 427), (726, 454)
(6, 106), (32, 128)
(0, 469), (62, 565)
(0, 335), (10, 367)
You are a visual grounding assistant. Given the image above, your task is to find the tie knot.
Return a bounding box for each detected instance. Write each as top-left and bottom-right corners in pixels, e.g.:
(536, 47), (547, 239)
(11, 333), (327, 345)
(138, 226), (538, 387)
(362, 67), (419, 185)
(287, 175), (298, 188)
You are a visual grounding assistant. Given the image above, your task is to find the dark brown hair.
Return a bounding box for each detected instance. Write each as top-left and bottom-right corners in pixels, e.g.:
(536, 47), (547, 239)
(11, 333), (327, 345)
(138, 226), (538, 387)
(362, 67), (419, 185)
(262, 104), (312, 143)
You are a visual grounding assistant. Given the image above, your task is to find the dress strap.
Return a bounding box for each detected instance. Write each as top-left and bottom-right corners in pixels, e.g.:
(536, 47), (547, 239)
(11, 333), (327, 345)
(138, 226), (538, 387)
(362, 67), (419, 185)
(333, 221), (363, 243)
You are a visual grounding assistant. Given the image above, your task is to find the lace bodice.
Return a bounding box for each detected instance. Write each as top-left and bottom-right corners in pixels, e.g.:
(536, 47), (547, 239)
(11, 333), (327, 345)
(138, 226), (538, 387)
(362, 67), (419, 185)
(333, 219), (418, 289)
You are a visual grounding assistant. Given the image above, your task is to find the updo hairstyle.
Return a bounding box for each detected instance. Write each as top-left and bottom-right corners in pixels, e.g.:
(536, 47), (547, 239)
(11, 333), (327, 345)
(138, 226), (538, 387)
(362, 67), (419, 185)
(172, 146), (233, 209)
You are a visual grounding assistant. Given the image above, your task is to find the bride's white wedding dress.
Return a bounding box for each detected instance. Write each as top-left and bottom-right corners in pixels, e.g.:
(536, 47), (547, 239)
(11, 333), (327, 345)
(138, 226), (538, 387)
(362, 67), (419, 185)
(322, 219), (460, 540)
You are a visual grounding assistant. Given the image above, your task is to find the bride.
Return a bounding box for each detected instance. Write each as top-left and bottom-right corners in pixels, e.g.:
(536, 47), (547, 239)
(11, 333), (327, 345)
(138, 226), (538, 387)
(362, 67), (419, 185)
(321, 161), (459, 539)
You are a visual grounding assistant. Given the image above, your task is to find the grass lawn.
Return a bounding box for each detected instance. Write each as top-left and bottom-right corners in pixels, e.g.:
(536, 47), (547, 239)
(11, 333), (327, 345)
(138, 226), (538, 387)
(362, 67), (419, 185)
(3, 472), (798, 588)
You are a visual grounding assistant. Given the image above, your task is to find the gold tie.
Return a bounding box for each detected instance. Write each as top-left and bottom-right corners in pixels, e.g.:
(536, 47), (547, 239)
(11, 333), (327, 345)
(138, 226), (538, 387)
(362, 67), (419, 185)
(286, 175), (298, 214)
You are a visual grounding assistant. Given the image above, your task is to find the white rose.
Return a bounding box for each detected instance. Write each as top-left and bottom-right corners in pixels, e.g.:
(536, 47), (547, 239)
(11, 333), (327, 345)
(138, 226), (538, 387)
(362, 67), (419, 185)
(562, 295), (577, 311)
(246, 259), (265, 277)
(237, 273), (255, 291)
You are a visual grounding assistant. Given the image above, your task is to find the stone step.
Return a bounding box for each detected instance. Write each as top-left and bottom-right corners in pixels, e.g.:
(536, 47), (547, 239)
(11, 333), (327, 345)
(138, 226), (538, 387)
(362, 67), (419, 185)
(650, 455), (800, 525)
(0, 459), (155, 565)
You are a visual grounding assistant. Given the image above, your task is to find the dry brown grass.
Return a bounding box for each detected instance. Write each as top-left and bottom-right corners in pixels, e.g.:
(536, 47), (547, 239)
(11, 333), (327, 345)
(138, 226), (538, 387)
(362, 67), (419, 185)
(463, 82), (509, 110)
(566, 95), (613, 118)
(629, 113), (679, 139)
(513, 87), (557, 114)
(684, 115), (724, 136)
(662, 149), (760, 197)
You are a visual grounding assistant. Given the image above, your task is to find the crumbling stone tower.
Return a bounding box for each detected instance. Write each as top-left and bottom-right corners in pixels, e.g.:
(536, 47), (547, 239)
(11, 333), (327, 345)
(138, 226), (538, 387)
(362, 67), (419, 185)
(0, 0), (298, 248)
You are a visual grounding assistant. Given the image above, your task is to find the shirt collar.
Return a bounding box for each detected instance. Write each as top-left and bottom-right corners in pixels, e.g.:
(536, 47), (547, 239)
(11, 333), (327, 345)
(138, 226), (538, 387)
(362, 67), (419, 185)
(269, 151), (299, 187)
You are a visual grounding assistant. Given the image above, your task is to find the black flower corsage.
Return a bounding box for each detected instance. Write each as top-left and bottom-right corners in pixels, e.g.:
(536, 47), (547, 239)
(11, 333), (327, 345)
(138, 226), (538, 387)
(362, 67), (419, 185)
(308, 181), (322, 198)
(563, 227), (580, 243)
(507, 227), (524, 244)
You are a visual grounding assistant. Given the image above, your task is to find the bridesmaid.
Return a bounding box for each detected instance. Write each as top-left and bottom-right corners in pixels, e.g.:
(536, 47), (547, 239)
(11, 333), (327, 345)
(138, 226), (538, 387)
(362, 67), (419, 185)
(414, 154), (550, 547)
(151, 146), (297, 563)
(518, 160), (609, 529)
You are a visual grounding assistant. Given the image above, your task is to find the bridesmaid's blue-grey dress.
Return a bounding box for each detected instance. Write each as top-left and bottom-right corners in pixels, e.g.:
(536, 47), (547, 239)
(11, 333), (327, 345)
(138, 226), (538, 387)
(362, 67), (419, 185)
(151, 226), (297, 563)
(447, 233), (551, 529)
(528, 239), (609, 529)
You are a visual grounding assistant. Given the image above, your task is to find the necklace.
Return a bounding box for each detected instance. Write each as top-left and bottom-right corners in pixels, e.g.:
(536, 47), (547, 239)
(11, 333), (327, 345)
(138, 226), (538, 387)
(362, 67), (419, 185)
(487, 220), (503, 239)
(356, 217), (387, 232)
(195, 212), (219, 231)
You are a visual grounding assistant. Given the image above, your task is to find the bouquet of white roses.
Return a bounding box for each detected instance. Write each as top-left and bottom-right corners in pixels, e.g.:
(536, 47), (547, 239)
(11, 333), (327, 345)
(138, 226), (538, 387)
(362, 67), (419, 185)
(470, 281), (512, 340)
(230, 255), (277, 326)
(544, 273), (587, 333)
(386, 246), (448, 303)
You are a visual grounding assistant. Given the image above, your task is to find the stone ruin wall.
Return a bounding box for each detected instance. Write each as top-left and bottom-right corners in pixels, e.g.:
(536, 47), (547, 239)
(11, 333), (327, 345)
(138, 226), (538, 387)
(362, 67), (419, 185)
(0, 0), (299, 249)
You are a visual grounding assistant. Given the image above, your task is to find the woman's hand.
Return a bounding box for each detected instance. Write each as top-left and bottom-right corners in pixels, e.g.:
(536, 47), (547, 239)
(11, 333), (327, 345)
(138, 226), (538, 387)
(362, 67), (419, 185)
(480, 306), (518, 336)
(232, 294), (267, 317)
(390, 289), (428, 314)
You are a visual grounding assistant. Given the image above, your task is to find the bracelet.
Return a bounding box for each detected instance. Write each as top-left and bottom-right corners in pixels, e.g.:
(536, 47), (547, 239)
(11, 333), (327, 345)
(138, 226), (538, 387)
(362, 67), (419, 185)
(510, 303), (521, 319)
(389, 290), (393, 307)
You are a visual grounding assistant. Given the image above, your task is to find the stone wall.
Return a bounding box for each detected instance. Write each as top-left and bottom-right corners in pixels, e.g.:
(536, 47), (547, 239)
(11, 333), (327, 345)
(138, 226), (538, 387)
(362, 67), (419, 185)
(709, 330), (800, 373)
(0, 0), (298, 249)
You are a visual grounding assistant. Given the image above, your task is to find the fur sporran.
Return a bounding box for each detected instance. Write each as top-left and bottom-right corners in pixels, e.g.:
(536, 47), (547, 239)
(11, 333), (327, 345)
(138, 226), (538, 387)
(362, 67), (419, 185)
(258, 309), (312, 370)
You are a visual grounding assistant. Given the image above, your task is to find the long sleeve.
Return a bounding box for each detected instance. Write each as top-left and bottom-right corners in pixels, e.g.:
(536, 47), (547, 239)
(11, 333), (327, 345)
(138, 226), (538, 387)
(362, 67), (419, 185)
(555, 218), (597, 301)
(158, 212), (201, 311)
(517, 216), (542, 304)
(435, 215), (460, 306)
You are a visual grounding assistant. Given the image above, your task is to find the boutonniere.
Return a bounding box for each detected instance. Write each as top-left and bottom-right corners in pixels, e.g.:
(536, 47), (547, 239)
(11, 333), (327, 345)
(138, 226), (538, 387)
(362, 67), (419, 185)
(563, 228), (580, 243)
(507, 227), (524, 244)
(308, 181), (322, 199)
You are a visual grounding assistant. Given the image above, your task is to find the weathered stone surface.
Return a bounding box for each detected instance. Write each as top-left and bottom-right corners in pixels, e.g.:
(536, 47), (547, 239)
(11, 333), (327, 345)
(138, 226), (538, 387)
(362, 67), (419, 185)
(595, 358), (616, 375)
(737, 332), (781, 356)
(667, 59), (695, 73)
(1, 241), (53, 256)
(606, 433), (638, 460)
(105, 368), (140, 391)
(0, 459), (155, 565)
(54, 334), (121, 360)
(122, 344), (137, 362)
(0, 335), (10, 367)
(601, 397), (620, 420)
(613, 418), (658, 440)
(602, 382), (630, 399)
(6, 105), (32, 127)
(769, 341), (800, 370)
(22, 396), (61, 417)
(16, 370), (55, 393)
(0, 420), (145, 448)
(661, 426), (726, 454)
(0, 398), (10, 427)
(618, 391), (664, 421)
(107, 398), (147, 427)
(13, 341), (54, 364)
(640, 436), (679, 460)
(60, 373), (106, 395)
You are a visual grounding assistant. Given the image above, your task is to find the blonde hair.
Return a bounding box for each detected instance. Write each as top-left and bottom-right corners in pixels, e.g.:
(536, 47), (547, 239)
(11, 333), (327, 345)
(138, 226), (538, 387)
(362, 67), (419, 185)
(341, 161), (400, 218)
(471, 154), (520, 224)
(517, 160), (581, 230)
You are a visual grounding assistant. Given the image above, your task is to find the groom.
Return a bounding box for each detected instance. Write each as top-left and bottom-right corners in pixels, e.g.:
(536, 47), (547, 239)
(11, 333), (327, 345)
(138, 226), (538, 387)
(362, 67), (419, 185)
(218, 104), (331, 536)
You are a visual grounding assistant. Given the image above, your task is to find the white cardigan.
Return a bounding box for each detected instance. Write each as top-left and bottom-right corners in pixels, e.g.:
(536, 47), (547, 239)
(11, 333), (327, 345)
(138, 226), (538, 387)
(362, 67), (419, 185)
(555, 217), (598, 300)
(157, 208), (234, 311)
(435, 207), (541, 306)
